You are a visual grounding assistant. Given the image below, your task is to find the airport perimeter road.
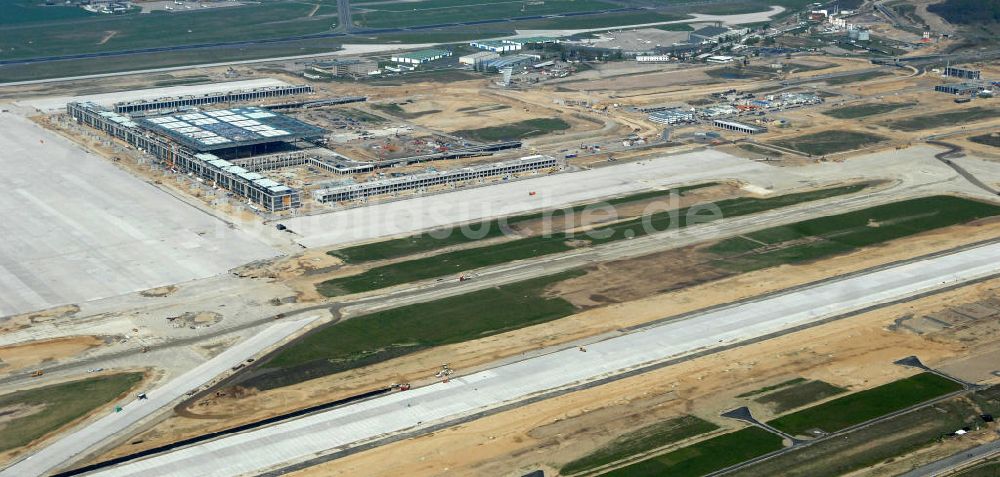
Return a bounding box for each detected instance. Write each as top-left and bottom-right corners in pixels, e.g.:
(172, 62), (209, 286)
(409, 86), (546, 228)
(898, 436), (1000, 477)
(88, 241), (1000, 477)
(0, 316), (319, 477)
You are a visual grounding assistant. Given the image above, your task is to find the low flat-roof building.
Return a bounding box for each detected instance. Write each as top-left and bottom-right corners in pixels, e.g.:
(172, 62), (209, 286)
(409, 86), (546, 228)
(706, 55), (735, 63)
(636, 55), (672, 63)
(935, 83), (982, 95)
(690, 25), (738, 44)
(649, 109), (695, 125)
(714, 119), (767, 134)
(470, 40), (521, 52)
(391, 49), (452, 64)
(459, 51), (500, 65)
(309, 59), (379, 77)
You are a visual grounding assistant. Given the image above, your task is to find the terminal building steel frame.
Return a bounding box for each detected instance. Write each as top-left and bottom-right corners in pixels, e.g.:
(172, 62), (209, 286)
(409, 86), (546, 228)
(713, 119), (767, 134)
(314, 155), (561, 202)
(68, 102), (302, 211)
(114, 84), (313, 114)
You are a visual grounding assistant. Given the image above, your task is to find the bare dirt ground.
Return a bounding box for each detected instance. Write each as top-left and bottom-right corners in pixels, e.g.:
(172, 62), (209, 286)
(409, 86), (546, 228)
(91, 218), (1000, 464)
(0, 336), (105, 374)
(286, 277), (1000, 477)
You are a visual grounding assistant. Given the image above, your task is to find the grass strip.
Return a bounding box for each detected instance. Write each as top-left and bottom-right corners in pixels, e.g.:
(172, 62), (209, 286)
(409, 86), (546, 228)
(561, 415), (719, 475)
(768, 373), (963, 436)
(330, 184), (716, 264)
(736, 377), (807, 398)
(708, 195), (1000, 273)
(599, 427), (784, 477)
(319, 184), (868, 296)
(755, 380), (846, 413)
(0, 373), (143, 452)
(451, 118), (571, 142)
(249, 271), (583, 389)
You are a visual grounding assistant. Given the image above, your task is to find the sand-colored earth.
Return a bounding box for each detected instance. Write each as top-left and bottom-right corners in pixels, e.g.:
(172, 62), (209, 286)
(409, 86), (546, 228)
(0, 336), (104, 374)
(92, 218), (1000, 463)
(287, 276), (1000, 477)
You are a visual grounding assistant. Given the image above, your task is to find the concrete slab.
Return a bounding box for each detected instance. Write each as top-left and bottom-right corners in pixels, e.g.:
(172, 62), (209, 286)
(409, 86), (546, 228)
(0, 314), (320, 477)
(0, 113), (277, 317)
(84, 240), (1000, 477)
(283, 149), (784, 249)
(16, 78), (290, 112)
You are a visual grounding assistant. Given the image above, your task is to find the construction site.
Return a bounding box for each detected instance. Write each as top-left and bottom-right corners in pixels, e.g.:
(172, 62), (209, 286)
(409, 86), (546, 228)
(1, 0), (1000, 477)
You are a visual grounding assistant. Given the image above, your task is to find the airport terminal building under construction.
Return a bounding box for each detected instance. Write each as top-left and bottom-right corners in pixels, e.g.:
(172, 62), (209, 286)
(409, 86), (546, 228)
(66, 86), (559, 213)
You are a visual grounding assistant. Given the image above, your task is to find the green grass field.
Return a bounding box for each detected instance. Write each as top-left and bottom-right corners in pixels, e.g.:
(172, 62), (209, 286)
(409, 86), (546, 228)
(318, 184), (868, 296)
(330, 185), (714, 264)
(969, 133), (1000, 148)
(451, 118), (571, 142)
(600, 427), (784, 477)
(0, 373), (143, 452)
(513, 11), (688, 30)
(768, 373), (963, 436)
(352, 0), (613, 28)
(883, 107), (1000, 132)
(822, 102), (916, 119)
(708, 195), (1000, 273)
(769, 130), (887, 156)
(561, 416), (719, 475)
(250, 271), (582, 389)
(352, 0), (616, 28)
(2, 0), (98, 26)
(731, 390), (989, 477)
(0, 3), (337, 60)
(755, 380), (846, 413)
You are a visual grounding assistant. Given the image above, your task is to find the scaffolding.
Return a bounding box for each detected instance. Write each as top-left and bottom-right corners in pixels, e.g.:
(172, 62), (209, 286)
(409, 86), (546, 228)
(68, 102), (302, 212)
(313, 155), (561, 202)
(114, 84), (314, 114)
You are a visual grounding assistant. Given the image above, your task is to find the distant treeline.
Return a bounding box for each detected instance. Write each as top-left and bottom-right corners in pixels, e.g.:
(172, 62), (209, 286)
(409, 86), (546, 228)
(927, 0), (1000, 25)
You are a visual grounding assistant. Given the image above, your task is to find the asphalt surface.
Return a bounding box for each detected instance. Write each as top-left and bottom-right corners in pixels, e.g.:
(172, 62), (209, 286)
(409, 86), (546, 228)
(0, 7), (644, 67)
(84, 241), (1000, 477)
(898, 436), (1000, 476)
(0, 315), (319, 477)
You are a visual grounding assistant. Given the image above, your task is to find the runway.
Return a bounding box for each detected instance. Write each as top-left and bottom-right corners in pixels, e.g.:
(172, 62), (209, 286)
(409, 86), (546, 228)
(0, 315), (319, 477)
(84, 240), (1000, 477)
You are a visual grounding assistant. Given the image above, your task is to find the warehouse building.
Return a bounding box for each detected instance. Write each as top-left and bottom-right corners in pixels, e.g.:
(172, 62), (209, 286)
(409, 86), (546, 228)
(309, 59), (379, 77)
(483, 54), (538, 70)
(636, 55), (672, 63)
(714, 119), (767, 134)
(935, 83), (982, 95)
(689, 26), (747, 44)
(459, 51), (500, 65)
(503, 37), (558, 46)
(470, 40), (522, 52)
(648, 109), (695, 125)
(391, 49), (452, 64)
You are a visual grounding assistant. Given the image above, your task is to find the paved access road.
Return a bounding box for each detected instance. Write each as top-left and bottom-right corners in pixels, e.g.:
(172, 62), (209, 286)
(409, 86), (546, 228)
(0, 316), (318, 477)
(898, 436), (1000, 477)
(88, 241), (1000, 477)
